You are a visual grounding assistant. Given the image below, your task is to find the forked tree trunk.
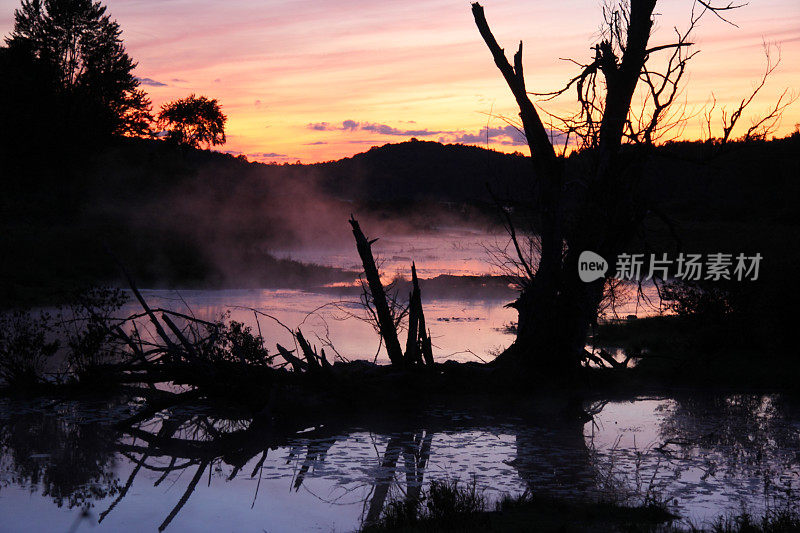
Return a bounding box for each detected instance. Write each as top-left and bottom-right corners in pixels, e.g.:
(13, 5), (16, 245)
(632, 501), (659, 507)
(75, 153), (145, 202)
(473, 1), (657, 374)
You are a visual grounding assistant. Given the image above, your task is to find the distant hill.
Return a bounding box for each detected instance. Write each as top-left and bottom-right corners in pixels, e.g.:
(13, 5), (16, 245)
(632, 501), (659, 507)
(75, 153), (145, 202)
(1, 137), (525, 303)
(310, 139), (531, 203)
(2, 134), (798, 305)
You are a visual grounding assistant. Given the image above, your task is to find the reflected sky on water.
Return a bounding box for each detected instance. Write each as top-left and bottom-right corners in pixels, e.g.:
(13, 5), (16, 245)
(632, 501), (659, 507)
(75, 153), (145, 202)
(1, 394), (799, 532)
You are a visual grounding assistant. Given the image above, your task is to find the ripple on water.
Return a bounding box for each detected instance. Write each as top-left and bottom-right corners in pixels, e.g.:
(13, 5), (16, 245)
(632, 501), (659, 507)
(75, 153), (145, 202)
(0, 394), (798, 531)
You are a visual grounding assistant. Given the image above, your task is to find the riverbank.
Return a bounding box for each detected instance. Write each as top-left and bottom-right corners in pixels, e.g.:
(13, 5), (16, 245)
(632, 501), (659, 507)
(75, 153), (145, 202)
(364, 485), (799, 532)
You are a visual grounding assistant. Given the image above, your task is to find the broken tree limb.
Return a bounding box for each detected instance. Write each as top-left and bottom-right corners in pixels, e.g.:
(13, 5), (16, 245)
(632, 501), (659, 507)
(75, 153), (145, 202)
(405, 262), (421, 365)
(421, 328), (434, 367)
(296, 329), (320, 371)
(113, 326), (157, 389)
(595, 348), (630, 369)
(411, 263), (433, 367)
(349, 215), (404, 366)
(276, 344), (308, 373)
(583, 349), (609, 368)
(407, 263), (434, 367)
(319, 348), (332, 369)
(161, 314), (200, 361)
(471, 2), (557, 170)
(411, 265), (434, 366)
(105, 246), (181, 357)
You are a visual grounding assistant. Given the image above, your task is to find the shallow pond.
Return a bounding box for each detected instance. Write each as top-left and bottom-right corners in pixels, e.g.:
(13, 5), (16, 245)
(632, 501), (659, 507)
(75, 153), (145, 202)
(60, 227), (662, 366)
(1, 394), (798, 532)
(124, 288), (517, 365)
(1, 228), (708, 532)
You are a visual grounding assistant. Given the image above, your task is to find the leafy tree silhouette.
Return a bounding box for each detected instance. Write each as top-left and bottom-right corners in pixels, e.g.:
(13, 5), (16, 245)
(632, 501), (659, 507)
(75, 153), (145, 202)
(4, 0), (152, 137)
(158, 94), (227, 148)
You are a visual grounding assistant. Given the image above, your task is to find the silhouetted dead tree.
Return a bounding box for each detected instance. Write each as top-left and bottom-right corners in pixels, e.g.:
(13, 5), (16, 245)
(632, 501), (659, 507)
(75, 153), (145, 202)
(349, 216), (435, 368)
(471, 0), (782, 375)
(350, 215), (405, 366)
(405, 263), (434, 367)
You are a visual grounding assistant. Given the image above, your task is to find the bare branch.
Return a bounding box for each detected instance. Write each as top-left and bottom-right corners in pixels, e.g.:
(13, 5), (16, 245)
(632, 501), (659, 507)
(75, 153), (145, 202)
(471, 2), (557, 167)
(696, 0), (747, 27)
(743, 88), (798, 141)
(720, 43), (781, 143)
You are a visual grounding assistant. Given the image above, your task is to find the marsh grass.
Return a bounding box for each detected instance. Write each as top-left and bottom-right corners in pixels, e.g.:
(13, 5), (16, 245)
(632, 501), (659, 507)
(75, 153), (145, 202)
(365, 481), (800, 532)
(363, 478), (676, 532)
(366, 478), (488, 532)
(0, 310), (58, 389)
(706, 508), (800, 532)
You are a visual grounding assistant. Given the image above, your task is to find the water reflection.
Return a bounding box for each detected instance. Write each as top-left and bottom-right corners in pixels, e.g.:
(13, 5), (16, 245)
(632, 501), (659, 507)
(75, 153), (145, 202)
(511, 414), (595, 498)
(659, 394), (800, 513)
(588, 395), (800, 522)
(126, 289), (518, 364)
(361, 431), (432, 526)
(1, 394), (798, 531)
(0, 399), (123, 509)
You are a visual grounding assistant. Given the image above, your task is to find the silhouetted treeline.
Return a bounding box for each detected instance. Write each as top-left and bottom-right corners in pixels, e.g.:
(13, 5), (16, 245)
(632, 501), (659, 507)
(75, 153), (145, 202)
(1, 135), (798, 311)
(625, 136), (800, 356)
(310, 138), (532, 203)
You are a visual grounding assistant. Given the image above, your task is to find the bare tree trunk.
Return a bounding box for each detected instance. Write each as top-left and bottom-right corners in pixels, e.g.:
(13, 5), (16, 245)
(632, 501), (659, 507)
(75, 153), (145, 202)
(404, 263), (434, 366)
(405, 263), (421, 364)
(349, 216), (405, 366)
(473, 1), (658, 374)
(473, 2), (568, 372)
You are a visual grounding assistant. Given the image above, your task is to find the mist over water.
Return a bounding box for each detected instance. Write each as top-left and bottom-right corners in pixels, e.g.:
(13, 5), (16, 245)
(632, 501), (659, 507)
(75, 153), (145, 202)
(0, 144), (690, 533)
(0, 170), (784, 533)
(121, 226), (661, 365)
(119, 150), (506, 290)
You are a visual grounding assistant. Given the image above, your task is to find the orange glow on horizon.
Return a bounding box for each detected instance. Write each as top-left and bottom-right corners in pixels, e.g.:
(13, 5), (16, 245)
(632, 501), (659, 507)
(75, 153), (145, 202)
(1, 0), (798, 163)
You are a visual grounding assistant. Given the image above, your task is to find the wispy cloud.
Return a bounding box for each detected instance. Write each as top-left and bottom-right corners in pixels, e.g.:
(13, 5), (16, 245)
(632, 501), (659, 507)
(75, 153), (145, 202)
(251, 152), (288, 158)
(136, 77), (167, 87)
(449, 125), (526, 146)
(444, 125), (571, 147)
(306, 120), (441, 136)
(306, 120), (570, 148)
(308, 122), (331, 131)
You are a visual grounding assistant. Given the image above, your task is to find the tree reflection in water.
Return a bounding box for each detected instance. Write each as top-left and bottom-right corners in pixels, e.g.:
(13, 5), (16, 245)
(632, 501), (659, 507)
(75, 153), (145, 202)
(582, 394), (800, 519)
(0, 395), (798, 530)
(656, 394), (800, 510)
(0, 400), (121, 509)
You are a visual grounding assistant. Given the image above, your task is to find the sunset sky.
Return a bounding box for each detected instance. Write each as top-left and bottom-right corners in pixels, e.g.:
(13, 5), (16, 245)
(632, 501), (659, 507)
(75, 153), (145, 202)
(2, 0), (798, 162)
